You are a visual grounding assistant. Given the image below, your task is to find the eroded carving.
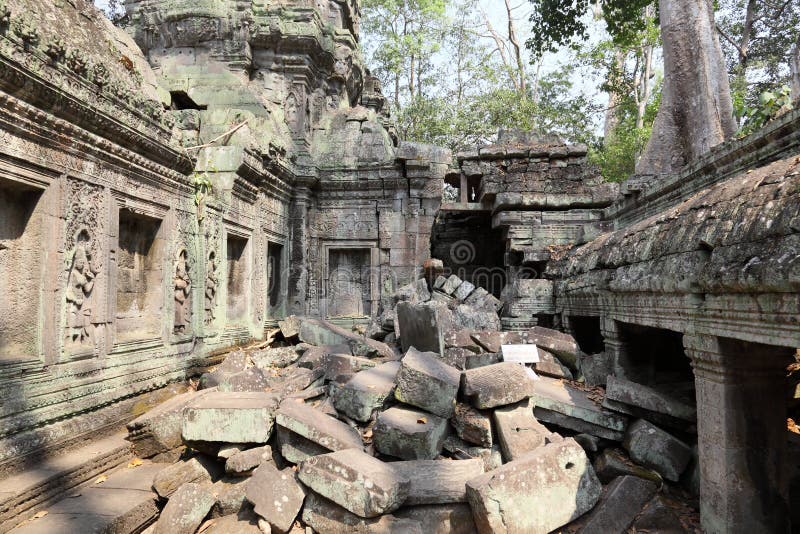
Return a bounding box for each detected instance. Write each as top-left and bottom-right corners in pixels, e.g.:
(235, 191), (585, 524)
(174, 249), (191, 334)
(65, 233), (97, 347)
(204, 250), (218, 326)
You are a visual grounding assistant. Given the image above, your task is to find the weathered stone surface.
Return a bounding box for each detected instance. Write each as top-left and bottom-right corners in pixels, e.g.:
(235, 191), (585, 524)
(278, 315), (301, 339)
(250, 347), (300, 370)
(532, 376), (628, 441)
(464, 287), (503, 313)
(631, 495), (687, 533)
(623, 419), (692, 482)
(394, 504), (478, 534)
(443, 436), (504, 472)
(217, 444), (245, 460)
(225, 445), (274, 475)
(277, 426), (330, 464)
(444, 329), (482, 353)
(395, 347), (461, 418)
(464, 352), (502, 369)
(217, 367), (270, 393)
(297, 344), (349, 370)
(246, 463), (306, 533)
(441, 274), (463, 295)
(396, 301), (445, 355)
(324, 353), (377, 380)
(153, 483), (215, 534)
(604, 376), (697, 422)
(526, 327), (580, 369)
(395, 279), (432, 304)
(210, 477), (250, 518)
(374, 406), (450, 460)
(276, 399), (363, 452)
(299, 318), (394, 359)
(578, 475), (658, 533)
(534, 348), (574, 379)
(451, 403), (492, 447)
(182, 392), (279, 444)
(465, 439), (601, 534)
(454, 281), (476, 302)
(333, 361), (401, 422)
(493, 399), (562, 462)
(453, 304), (501, 332)
(298, 449), (409, 517)
(577, 351), (613, 387)
(393, 458), (484, 505)
(461, 362), (536, 409)
(203, 510), (262, 534)
(593, 448), (662, 484)
(152, 456), (217, 498)
(301, 493), (423, 533)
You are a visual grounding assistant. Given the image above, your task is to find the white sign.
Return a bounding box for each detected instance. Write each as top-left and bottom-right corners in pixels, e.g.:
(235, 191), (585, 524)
(501, 344), (540, 364)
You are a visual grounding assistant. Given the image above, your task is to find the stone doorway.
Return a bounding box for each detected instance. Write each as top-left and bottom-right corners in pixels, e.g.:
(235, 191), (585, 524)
(115, 210), (165, 342)
(0, 181), (44, 360)
(266, 241), (284, 318)
(226, 235), (249, 323)
(327, 248), (371, 318)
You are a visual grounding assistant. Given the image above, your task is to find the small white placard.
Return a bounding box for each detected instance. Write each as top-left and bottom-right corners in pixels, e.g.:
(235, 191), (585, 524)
(501, 344), (540, 364)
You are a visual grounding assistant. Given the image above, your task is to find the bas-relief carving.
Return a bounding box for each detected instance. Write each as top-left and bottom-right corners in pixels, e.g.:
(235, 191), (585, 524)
(65, 234), (97, 348)
(173, 249), (191, 334)
(285, 92), (299, 130)
(204, 250), (218, 326)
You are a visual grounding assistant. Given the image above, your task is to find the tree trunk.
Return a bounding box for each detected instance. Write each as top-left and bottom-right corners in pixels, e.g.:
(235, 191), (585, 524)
(636, 0), (736, 175)
(791, 32), (800, 102)
(604, 50), (626, 140)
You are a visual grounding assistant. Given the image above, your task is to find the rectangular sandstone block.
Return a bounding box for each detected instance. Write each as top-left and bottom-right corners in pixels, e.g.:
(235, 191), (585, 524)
(182, 392), (279, 444)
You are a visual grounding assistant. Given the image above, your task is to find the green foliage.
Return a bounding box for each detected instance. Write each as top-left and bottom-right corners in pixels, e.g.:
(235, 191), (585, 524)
(192, 172), (213, 220)
(735, 84), (794, 136)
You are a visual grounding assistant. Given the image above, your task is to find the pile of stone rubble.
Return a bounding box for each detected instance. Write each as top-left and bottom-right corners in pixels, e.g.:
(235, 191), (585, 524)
(127, 276), (700, 534)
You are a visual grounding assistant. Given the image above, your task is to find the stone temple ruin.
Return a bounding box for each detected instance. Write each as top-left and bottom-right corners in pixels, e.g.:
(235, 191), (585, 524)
(0, 0), (798, 533)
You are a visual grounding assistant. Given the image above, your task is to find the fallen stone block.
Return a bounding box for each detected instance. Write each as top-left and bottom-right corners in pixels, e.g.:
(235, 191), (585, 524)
(395, 347), (461, 418)
(461, 362), (536, 409)
(210, 477), (249, 517)
(465, 439), (601, 534)
(323, 353), (377, 380)
(394, 458), (484, 505)
(297, 344), (349, 370)
(454, 280), (476, 302)
(394, 504), (478, 534)
(453, 304), (501, 332)
(535, 348), (574, 380)
(623, 419), (692, 482)
(270, 367), (325, 398)
(604, 376), (697, 422)
(396, 301), (445, 355)
(631, 495), (687, 533)
(464, 287), (503, 313)
(578, 475), (658, 533)
(276, 399), (363, 453)
(225, 445), (274, 475)
(301, 492), (422, 533)
(127, 389), (215, 458)
(182, 391), (279, 444)
(299, 318), (394, 359)
(152, 456), (218, 498)
(203, 509), (262, 534)
(250, 346), (300, 370)
(443, 435), (503, 472)
(394, 278), (431, 304)
(217, 444), (244, 459)
(246, 462), (306, 533)
(153, 482), (215, 534)
(433, 275), (448, 291)
(593, 448), (662, 484)
(217, 367), (270, 393)
(452, 403), (492, 447)
(373, 406), (450, 460)
(469, 331), (522, 353)
(493, 399), (562, 462)
(276, 426), (329, 464)
(464, 352), (502, 369)
(526, 326), (579, 369)
(532, 376), (627, 441)
(298, 449), (409, 517)
(441, 274), (463, 295)
(278, 315), (301, 339)
(444, 329), (482, 353)
(577, 351), (613, 386)
(573, 433), (601, 453)
(333, 361), (401, 422)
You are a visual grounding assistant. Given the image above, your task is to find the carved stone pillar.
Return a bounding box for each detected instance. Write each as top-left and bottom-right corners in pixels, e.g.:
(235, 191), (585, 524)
(288, 184), (311, 315)
(600, 318), (638, 381)
(684, 334), (794, 534)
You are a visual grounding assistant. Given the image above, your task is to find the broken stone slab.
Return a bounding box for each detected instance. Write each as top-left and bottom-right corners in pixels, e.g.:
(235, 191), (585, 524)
(217, 367), (270, 393)
(269, 367), (325, 398)
(443, 435), (504, 472)
(127, 388), (216, 458)
(373, 406), (450, 460)
(298, 318), (395, 359)
(577, 475), (658, 533)
(276, 399), (363, 452)
(531, 376), (628, 441)
(464, 287), (503, 313)
(604, 376), (697, 422)
(225, 445), (274, 475)
(535, 348), (574, 380)
(461, 362), (536, 409)
(433, 275), (448, 291)
(395, 347), (461, 418)
(250, 347), (300, 370)
(152, 456), (219, 498)
(623, 419), (692, 482)
(394, 279), (431, 304)
(465, 439), (601, 534)
(493, 399), (562, 462)
(393, 458), (484, 505)
(246, 462), (306, 533)
(333, 361), (401, 422)
(152, 482), (215, 534)
(469, 331), (524, 354)
(323, 353), (377, 380)
(631, 495), (687, 533)
(453, 304), (501, 332)
(203, 510), (262, 534)
(210, 477), (249, 518)
(452, 403), (492, 447)
(526, 326), (580, 369)
(200, 352), (249, 389)
(593, 448), (662, 484)
(444, 329), (482, 353)
(182, 391), (279, 444)
(441, 274), (463, 296)
(396, 301), (445, 355)
(464, 352), (502, 369)
(394, 504), (478, 534)
(454, 280), (476, 302)
(278, 315), (301, 339)
(301, 492), (422, 534)
(217, 444), (245, 460)
(577, 351), (613, 386)
(298, 449), (409, 518)
(297, 344), (349, 370)
(276, 426), (330, 464)
(573, 433), (602, 453)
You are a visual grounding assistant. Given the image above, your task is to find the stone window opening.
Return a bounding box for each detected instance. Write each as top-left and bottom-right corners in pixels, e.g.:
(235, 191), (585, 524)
(169, 91), (206, 111)
(568, 316), (605, 355)
(226, 235), (249, 323)
(115, 210), (165, 342)
(618, 323), (694, 387)
(466, 175), (481, 203)
(0, 181), (44, 360)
